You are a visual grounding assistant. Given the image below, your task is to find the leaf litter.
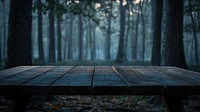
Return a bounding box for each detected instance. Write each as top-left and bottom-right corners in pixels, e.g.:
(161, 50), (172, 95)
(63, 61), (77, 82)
(1, 95), (200, 112)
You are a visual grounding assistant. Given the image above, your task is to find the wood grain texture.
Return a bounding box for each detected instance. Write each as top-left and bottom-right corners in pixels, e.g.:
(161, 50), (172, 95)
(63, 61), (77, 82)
(0, 66), (56, 95)
(114, 66), (164, 95)
(92, 66), (128, 95)
(21, 66), (74, 95)
(130, 66), (193, 95)
(51, 66), (94, 95)
(159, 66), (200, 94)
(0, 66), (39, 80)
(0, 66), (200, 96)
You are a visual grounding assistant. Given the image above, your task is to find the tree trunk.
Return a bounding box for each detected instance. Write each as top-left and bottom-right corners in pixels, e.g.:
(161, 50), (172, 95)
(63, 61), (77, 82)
(188, 0), (199, 64)
(88, 20), (96, 61)
(63, 14), (68, 60)
(105, 1), (112, 60)
(185, 33), (191, 62)
(85, 18), (89, 60)
(124, 2), (130, 61)
(86, 18), (89, 60)
(130, 5), (135, 60)
(161, 0), (187, 69)
(57, 16), (62, 61)
(0, 7), (1, 63)
(37, 0), (44, 62)
(88, 18), (93, 60)
(116, 0), (126, 63)
(132, 4), (140, 60)
(2, 0), (6, 62)
(57, 0), (62, 62)
(67, 14), (73, 60)
(190, 37), (194, 63)
(92, 24), (96, 60)
(48, 0), (55, 63)
(0, 1), (2, 64)
(7, 0), (32, 68)
(78, 15), (83, 61)
(197, 12), (200, 28)
(151, 0), (163, 66)
(140, 1), (145, 62)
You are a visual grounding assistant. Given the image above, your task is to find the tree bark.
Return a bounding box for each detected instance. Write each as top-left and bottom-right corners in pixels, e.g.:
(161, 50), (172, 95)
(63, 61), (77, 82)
(105, 1), (112, 60)
(85, 18), (89, 60)
(78, 15), (83, 61)
(57, 0), (62, 62)
(124, 2), (130, 61)
(116, 0), (126, 63)
(92, 24), (96, 60)
(161, 0), (187, 69)
(0, 4), (2, 63)
(37, 0), (45, 62)
(132, 4), (140, 60)
(88, 17), (93, 60)
(57, 16), (62, 61)
(0, 1), (2, 64)
(140, 0), (145, 62)
(67, 14), (73, 60)
(48, 0), (55, 63)
(7, 0), (32, 68)
(197, 12), (200, 29)
(151, 0), (163, 65)
(188, 0), (199, 64)
(2, 0), (6, 62)
(130, 5), (135, 60)
(190, 37), (194, 63)
(63, 14), (68, 60)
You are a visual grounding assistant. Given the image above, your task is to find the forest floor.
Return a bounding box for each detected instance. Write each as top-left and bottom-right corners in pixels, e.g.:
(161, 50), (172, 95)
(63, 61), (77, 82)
(0, 95), (200, 112)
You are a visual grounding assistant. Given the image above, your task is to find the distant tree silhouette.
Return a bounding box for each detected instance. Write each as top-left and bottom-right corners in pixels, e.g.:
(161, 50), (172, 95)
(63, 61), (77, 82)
(37, 0), (45, 62)
(48, 0), (56, 63)
(78, 15), (83, 61)
(116, 0), (126, 63)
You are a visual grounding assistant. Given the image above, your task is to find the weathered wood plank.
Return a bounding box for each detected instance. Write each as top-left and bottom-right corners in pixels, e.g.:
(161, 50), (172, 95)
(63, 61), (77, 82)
(159, 66), (200, 94)
(51, 66), (94, 95)
(20, 66), (74, 95)
(0, 66), (56, 95)
(130, 66), (193, 95)
(115, 66), (164, 95)
(0, 66), (199, 96)
(92, 66), (128, 95)
(159, 66), (200, 85)
(0, 66), (39, 80)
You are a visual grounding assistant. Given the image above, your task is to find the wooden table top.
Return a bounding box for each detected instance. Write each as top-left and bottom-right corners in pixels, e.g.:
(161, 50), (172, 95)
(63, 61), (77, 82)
(0, 66), (200, 96)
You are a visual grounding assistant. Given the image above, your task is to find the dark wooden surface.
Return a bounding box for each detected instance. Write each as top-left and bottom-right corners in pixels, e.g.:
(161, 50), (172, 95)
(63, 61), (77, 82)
(0, 66), (200, 95)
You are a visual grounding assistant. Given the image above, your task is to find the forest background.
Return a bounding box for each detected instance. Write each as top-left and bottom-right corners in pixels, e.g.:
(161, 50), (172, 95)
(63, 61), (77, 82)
(0, 0), (200, 71)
